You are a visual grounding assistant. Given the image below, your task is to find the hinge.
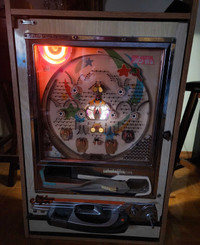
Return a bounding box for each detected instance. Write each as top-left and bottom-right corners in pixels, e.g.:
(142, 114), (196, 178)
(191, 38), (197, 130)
(20, 19), (37, 25)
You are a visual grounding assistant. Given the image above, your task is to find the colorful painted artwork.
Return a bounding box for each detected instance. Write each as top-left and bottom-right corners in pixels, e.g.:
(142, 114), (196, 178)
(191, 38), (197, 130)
(34, 45), (164, 161)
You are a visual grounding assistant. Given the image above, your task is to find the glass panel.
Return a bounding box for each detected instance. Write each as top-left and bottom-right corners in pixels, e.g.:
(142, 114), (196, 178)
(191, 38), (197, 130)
(33, 43), (165, 163)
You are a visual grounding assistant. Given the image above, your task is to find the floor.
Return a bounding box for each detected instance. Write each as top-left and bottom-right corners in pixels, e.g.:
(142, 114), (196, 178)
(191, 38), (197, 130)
(0, 160), (200, 245)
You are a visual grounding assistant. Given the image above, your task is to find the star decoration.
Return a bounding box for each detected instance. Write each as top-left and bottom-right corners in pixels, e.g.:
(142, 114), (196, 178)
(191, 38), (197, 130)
(62, 104), (79, 119)
(117, 64), (131, 77)
(75, 114), (85, 123)
(85, 58), (93, 67)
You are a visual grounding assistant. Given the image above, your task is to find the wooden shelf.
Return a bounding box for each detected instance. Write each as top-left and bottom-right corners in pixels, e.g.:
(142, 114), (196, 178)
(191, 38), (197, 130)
(10, 8), (191, 20)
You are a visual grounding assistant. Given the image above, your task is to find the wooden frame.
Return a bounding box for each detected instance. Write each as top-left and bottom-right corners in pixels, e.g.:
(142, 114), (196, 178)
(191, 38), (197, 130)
(4, 0), (198, 244)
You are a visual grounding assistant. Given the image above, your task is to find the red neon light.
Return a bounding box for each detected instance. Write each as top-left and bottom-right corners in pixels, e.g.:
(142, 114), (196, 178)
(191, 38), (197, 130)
(39, 45), (72, 64)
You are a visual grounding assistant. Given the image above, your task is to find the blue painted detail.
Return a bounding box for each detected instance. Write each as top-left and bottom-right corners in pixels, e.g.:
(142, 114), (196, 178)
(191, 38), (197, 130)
(125, 54), (132, 63)
(124, 85), (131, 92)
(133, 79), (144, 103)
(85, 58), (93, 67)
(125, 54), (144, 104)
(104, 126), (115, 140)
(75, 114), (85, 123)
(40, 169), (56, 186)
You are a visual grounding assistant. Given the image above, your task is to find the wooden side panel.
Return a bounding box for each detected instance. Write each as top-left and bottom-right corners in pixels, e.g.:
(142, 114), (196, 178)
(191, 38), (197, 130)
(4, 0), (29, 236)
(160, 0), (199, 244)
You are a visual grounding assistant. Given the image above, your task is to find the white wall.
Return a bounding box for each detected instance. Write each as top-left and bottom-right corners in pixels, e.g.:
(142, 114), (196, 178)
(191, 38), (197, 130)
(182, 4), (200, 152)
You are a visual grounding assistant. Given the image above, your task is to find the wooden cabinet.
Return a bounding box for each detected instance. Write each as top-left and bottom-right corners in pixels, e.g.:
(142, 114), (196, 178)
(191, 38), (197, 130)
(4, 0), (198, 244)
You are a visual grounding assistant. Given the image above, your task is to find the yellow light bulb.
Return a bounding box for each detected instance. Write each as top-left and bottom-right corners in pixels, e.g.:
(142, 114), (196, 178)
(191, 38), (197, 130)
(99, 127), (104, 133)
(91, 127), (96, 133)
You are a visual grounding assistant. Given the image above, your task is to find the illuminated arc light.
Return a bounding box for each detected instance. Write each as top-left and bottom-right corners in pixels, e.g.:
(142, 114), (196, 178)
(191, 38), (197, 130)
(39, 45), (72, 64)
(44, 46), (66, 60)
